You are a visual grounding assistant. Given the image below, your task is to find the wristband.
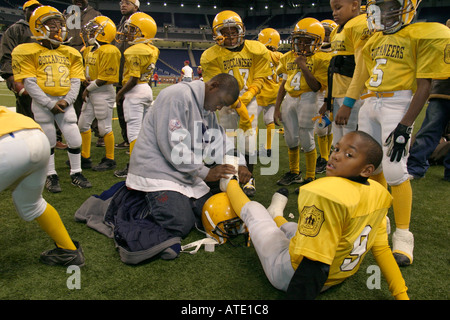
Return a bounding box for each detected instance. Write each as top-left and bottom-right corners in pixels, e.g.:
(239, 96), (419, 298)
(86, 81), (99, 92)
(343, 97), (356, 108)
(18, 88), (26, 96)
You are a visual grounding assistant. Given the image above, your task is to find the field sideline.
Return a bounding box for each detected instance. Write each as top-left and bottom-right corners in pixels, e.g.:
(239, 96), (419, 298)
(0, 82), (448, 302)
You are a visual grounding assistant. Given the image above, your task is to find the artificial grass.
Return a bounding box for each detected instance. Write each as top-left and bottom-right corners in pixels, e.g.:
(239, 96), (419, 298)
(0, 83), (448, 302)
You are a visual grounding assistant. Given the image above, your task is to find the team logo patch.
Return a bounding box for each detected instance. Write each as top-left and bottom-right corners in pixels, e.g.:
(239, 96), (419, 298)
(444, 44), (450, 64)
(169, 119), (182, 131)
(298, 205), (325, 237)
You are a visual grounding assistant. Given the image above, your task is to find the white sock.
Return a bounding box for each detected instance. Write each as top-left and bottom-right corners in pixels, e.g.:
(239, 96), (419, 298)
(267, 189), (288, 219)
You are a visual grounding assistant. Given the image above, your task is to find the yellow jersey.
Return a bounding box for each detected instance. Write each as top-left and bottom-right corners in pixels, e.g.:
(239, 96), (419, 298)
(363, 22), (450, 93)
(0, 106), (41, 137)
(122, 43), (160, 85)
(200, 40), (272, 92)
(256, 50), (284, 106)
(276, 50), (331, 98)
(11, 43), (85, 97)
(83, 44), (121, 84)
(330, 14), (373, 98)
(289, 177), (392, 286)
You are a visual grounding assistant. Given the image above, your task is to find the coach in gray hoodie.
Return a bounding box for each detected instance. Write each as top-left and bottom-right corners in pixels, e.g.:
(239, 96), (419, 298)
(126, 73), (251, 238)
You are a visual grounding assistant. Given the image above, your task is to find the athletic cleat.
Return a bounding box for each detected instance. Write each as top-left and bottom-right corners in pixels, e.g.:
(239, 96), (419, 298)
(70, 172), (92, 189)
(55, 141), (68, 150)
(277, 171), (303, 186)
(92, 157), (116, 172)
(392, 229), (414, 267)
(115, 141), (130, 149)
(315, 157), (327, 174)
(40, 241), (85, 267)
(267, 188), (289, 219)
(114, 163), (129, 178)
(45, 174), (62, 193)
(243, 177), (256, 197)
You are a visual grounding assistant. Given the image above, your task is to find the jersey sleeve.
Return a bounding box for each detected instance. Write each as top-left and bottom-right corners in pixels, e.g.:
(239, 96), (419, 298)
(200, 47), (223, 83)
(414, 23), (450, 79)
(11, 44), (37, 82)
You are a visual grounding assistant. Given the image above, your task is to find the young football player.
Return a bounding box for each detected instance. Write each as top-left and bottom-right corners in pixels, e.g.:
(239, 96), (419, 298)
(200, 10), (272, 197)
(256, 28), (283, 158)
(11, 5), (92, 193)
(274, 18), (331, 187)
(357, 0), (450, 266)
(0, 106), (85, 266)
(114, 12), (160, 178)
(221, 131), (409, 300)
(78, 16), (121, 171)
(321, 0), (372, 148)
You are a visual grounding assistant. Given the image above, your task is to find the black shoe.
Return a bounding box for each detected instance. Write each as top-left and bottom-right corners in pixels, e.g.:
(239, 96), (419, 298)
(45, 174), (62, 193)
(243, 178), (256, 197)
(114, 163), (129, 178)
(92, 157), (116, 172)
(40, 241), (85, 267)
(315, 157), (327, 174)
(115, 141), (130, 149)
(71, 172), (92, 189)
(276, 172), (303, 186)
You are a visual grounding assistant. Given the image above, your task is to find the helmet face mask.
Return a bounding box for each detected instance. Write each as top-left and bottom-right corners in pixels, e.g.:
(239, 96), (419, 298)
(292, 34), (320, 56)
(367, 0), (421, 34)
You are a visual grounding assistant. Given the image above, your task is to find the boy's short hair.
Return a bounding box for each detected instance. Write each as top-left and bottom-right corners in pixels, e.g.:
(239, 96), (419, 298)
(355, 130), (383, 168)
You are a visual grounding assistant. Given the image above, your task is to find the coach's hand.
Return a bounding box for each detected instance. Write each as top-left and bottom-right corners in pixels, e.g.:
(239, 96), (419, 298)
(384, 123), (413, 162)
(205, 164), (237, 182)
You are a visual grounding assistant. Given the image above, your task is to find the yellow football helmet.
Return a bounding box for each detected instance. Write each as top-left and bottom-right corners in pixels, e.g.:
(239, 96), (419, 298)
(81, 16), (117, 47)
(118, 12), (157, 44)
(258, 28), (281, 51)
(212, 10), (245, 49)
(321, 19), (337, 50)
(29, 5), (67, 45)
(366, 0), (422, 34)
(291, 17), (325, 56)
(201, 192), (248, 245)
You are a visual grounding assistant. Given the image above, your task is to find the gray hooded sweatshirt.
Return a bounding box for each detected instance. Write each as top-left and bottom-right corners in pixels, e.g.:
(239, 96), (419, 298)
(127, 80), (241, 192)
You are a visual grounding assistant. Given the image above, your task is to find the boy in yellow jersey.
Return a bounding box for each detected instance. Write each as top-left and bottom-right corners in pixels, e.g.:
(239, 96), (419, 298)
(274, 18), (331, 187)
(200, 10), (272, 197)
(11, 6), (92, 193)
(315, 19), (337, 174)
(114, 12), (160, 178)
(221, 131), (408, 300)
(322, 0), (372, 147)
(0, 106), (85, 266)
(256, 28), (283, 158)
(78, 16), (121, 172)
(357, 0), (450, 266)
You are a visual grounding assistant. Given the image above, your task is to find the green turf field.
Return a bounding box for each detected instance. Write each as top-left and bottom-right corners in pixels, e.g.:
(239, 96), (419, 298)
(0, 82), (448, 302)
